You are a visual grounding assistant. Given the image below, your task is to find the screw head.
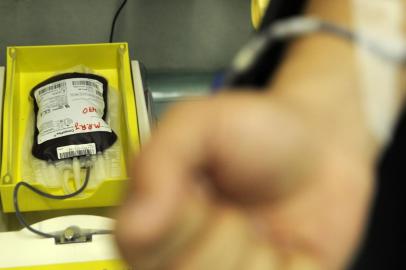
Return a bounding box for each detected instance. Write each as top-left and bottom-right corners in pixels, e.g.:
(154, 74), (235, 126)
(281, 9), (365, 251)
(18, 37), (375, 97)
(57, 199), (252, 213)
(63, 226), (80, 241)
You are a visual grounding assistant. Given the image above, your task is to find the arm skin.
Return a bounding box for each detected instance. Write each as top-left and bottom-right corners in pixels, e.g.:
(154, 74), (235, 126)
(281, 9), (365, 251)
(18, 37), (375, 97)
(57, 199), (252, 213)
(115, 1), (405, 269)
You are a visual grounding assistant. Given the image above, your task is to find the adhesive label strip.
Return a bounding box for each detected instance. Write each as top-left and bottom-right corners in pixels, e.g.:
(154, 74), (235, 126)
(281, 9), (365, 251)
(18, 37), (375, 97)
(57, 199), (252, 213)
(352, 0), (405, 144)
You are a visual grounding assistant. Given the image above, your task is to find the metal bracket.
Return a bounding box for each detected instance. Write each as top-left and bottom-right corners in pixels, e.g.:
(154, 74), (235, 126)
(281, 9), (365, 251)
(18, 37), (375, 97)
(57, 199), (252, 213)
(55, 226), (92, 245)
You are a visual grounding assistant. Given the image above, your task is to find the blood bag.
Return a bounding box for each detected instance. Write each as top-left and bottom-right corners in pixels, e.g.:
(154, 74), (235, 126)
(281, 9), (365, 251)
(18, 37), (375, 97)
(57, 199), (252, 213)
(30, 73), (117, 161)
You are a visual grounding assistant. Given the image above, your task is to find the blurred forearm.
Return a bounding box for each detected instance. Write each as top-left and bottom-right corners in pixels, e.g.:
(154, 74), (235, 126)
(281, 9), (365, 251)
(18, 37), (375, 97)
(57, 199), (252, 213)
(268, 0), (406, 161)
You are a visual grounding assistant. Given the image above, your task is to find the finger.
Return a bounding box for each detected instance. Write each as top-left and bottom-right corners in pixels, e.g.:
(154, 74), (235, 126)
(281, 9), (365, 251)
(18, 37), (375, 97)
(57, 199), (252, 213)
(241, 242), (280, 270)
(115, 102), (214, 263)
(240, 237), (320, 270)
(175, 206), (253, 270)
(127, 192), (213, 270)
(204, 93), (319, 202)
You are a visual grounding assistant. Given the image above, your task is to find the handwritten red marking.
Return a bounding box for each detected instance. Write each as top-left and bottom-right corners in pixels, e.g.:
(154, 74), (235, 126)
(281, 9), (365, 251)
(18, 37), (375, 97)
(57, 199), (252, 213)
(82, 106), (97, 114)
(75, 122), (101, 131)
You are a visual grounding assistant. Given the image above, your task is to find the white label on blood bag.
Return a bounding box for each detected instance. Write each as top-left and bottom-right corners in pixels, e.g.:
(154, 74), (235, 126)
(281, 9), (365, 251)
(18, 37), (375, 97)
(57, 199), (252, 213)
(57, 143), (97, 159)
(34, 78), (112, 144)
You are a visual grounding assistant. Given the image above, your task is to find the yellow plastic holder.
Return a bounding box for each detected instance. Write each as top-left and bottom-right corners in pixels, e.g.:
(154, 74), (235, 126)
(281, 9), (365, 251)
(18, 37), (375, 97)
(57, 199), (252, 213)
(0, 43), (140, 213)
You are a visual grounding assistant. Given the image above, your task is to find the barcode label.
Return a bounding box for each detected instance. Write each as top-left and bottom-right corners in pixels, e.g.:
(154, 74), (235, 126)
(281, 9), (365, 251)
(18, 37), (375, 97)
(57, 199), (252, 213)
(56, 143), (96, 159)
(38, 82), (66, 95)
(72, 80), (100, 89)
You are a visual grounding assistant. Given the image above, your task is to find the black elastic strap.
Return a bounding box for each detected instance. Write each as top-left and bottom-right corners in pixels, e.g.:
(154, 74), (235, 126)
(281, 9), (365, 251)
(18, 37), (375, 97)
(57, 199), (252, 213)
(226, 0), (308, 88)
(259, 0), (308, 31)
